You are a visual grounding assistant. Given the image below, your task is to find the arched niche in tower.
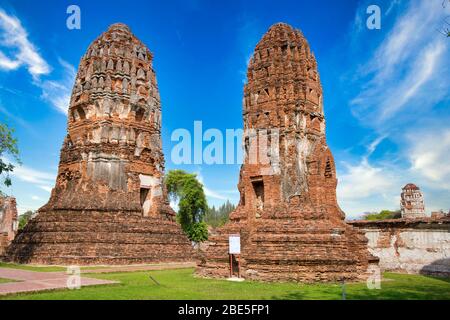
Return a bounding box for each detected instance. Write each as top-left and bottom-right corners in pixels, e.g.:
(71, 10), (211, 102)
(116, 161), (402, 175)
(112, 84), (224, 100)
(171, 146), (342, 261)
(135, 107), (145, 122)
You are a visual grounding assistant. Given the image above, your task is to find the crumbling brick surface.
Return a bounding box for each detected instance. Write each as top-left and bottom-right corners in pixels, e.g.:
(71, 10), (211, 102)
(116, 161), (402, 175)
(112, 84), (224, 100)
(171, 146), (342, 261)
(400, 183), (426, 218)
(350, 217), (450, 277)
(197, 23), (377, 282)
(3, 23), (194, 265)
(0, 197), (18, 256)
(5, 211), (194, 265)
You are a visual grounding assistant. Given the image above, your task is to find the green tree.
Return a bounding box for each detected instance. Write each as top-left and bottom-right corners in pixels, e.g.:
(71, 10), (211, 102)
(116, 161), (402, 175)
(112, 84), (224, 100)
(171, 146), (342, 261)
(364, 209), (401, 221)
(187, 221), (208, 243)
(19, 210), (34, 230)
(0, 121), (20, 192)
(166, 170), (208, 242)
(205, 200), (235, 227)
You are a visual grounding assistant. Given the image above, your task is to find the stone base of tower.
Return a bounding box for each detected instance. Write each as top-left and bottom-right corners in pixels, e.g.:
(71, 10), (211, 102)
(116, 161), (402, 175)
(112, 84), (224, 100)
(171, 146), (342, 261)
(197, 207), (378, 283)
(2, 210), (196, 265)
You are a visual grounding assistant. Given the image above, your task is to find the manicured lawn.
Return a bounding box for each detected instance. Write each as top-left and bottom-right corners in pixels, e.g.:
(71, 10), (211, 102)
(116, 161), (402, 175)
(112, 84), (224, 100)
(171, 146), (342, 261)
(0, 278), (16, 284)
(0, 262), (66, 272)
(0, 268), (449, 300)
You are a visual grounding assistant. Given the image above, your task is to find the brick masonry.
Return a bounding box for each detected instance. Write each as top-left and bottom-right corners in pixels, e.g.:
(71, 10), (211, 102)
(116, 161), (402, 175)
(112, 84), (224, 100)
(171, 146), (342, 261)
(0, 197), (18, 256)
(196, 23), (378, 282)
(2, 23), (194, 265)
(350, 217), (450, 277)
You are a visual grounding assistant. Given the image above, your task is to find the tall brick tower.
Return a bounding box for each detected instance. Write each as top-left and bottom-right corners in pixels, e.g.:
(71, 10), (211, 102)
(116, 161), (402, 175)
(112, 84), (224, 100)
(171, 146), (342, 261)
(45, 22), (169, 216)
(4, 24), (194, 265)
(197, 23), (377, 282)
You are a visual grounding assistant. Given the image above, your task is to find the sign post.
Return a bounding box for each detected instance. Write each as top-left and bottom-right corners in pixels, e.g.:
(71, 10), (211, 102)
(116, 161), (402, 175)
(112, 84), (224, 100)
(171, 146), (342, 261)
(228, 235), (241, 278)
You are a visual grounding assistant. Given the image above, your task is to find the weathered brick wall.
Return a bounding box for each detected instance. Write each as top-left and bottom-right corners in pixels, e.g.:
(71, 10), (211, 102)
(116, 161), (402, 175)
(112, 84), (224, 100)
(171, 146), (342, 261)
(0, 197), (18, 256)
(4, 211), (195, 265)
(350, 218), (450, 277)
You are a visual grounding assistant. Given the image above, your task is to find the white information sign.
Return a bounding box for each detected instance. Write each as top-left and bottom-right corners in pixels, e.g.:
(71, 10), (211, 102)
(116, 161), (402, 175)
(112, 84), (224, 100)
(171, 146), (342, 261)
(229, 235), (241, 254)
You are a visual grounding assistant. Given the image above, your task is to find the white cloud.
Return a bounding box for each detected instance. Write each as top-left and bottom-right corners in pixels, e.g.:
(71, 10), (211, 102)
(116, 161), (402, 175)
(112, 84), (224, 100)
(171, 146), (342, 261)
(385, 0), (401, 16)
(204, 186), (227, 200)
(0, 51), (20, 70)
(39, 185), (52, 193)
(336, 0), (450, 217)
(16, 204), (37, 215)
(0, 9), (74, 114)
(408, 128), (450, 190)
(39, 59), (76, 114)
(0, 8), (50, 78)
(195, 168), (227, 200)
(12, 164), (55, 185)
(338, 159), (396, 201)
(378, 41), (445, 121)
(3, 157), (56, 193)
(337, 128), (450, 218)
(351, 0), (450, 127)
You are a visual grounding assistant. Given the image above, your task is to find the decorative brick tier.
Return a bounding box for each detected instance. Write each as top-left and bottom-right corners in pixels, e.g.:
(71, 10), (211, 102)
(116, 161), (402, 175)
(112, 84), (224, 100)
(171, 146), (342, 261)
(3, 211), (194, 265)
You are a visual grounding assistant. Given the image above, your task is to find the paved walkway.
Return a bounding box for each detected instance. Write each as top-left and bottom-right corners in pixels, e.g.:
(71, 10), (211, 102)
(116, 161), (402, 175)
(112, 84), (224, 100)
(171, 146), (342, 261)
(0, 268), (118, 296)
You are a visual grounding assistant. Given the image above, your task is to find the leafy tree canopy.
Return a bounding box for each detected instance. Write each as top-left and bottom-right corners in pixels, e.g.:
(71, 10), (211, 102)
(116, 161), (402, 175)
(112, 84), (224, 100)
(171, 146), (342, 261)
(0, 121), (20, 192)
(205, 200), (236, 227)
(19, 210), (34, 230)
(166, 170), (208, 242)
(363, 209), (401, 221)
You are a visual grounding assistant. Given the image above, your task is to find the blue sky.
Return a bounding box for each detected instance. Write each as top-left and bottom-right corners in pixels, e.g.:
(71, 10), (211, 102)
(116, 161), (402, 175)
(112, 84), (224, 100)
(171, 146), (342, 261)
(0, 0), (448, 218)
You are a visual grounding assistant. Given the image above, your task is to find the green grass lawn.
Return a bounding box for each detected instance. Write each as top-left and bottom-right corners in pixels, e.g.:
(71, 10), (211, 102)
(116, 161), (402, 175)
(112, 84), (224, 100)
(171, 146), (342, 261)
(0, 278), (16, 284)
(0, 262), (66, 272)
(0, 268), (449, 300)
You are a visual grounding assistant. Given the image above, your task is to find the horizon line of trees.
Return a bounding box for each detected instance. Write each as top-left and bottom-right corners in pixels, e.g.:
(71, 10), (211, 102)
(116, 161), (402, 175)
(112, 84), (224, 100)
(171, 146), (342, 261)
(362, 209), (401, 221)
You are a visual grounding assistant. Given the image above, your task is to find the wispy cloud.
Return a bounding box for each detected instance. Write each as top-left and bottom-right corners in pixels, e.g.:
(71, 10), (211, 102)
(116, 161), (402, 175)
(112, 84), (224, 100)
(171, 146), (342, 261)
(39, 58), (76, 114)
(335, 0), (450, 217)
(0, 8), (50, 78)
(0, 8), (74, 115)
(3, 156), (56, 192)
(385, 0), (401, 16)
(38, 185), (53, 193)
(0, 102), (36, 135)
(337, 134), (399, 213)
(195, 168), (227, 200)
(237, 17), (263, 84)
(338, 158), (397, 202)
(350, 0), (450, 127)
(12, 164), (55, 187)
(408, 128), (450, 190)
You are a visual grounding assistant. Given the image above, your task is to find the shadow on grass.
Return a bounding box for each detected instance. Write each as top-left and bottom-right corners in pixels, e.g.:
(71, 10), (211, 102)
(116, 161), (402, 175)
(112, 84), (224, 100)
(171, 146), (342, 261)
(419, 258), (450, 280)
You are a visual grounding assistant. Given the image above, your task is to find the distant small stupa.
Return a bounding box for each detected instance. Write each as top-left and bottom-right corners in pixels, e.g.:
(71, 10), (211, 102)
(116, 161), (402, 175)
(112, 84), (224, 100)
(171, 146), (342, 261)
(400, 183), (426, 218)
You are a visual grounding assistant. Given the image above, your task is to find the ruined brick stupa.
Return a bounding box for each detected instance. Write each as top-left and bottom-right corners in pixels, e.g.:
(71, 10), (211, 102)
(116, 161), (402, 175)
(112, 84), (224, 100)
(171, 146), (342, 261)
(4, 23), (194, 265)
(197, 23), (377, 282)
(400, 183), (426, 218)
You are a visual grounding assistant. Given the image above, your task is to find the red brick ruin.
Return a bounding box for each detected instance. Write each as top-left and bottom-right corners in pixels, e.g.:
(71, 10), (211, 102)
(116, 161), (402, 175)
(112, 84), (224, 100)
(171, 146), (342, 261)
(197, 23), (377, 282)
(3, 23), (194, 265)
(0, 196), (18, 256)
